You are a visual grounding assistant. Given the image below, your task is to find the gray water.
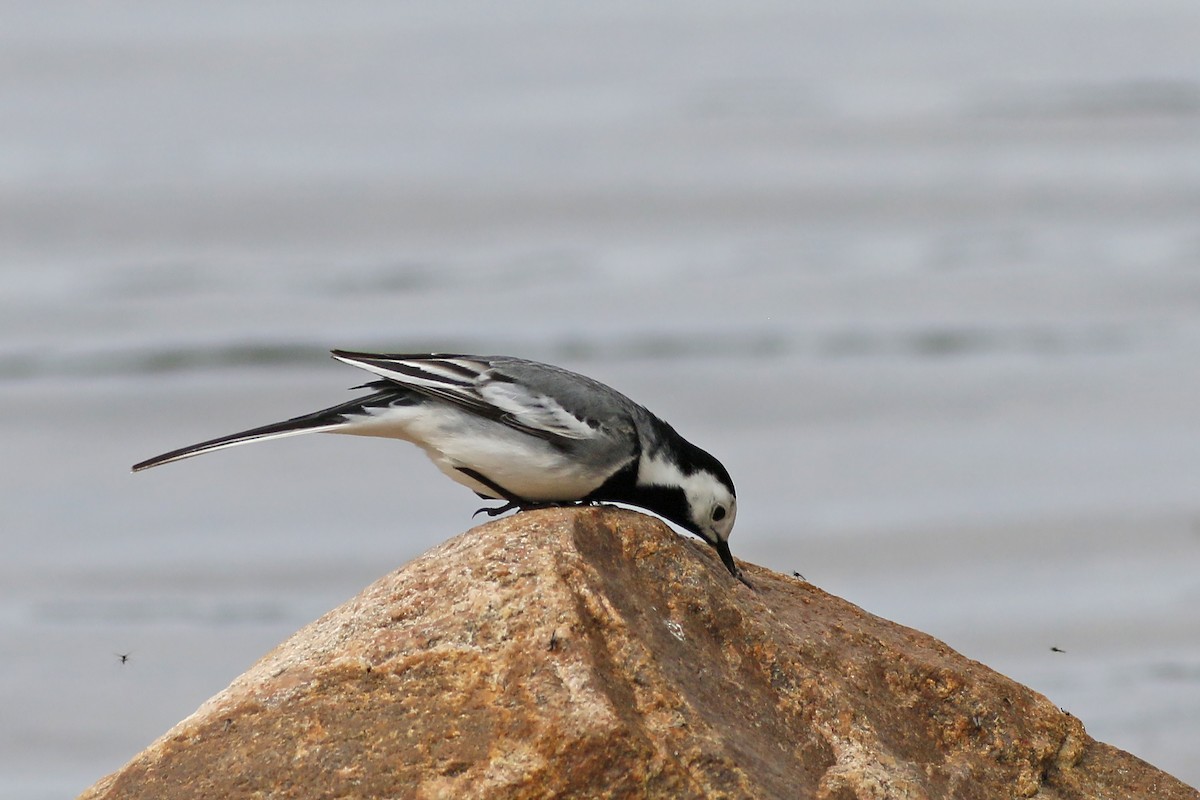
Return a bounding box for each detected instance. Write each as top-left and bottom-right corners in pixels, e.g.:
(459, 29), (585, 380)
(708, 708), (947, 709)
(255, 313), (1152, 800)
(2, 2), (1199, 796)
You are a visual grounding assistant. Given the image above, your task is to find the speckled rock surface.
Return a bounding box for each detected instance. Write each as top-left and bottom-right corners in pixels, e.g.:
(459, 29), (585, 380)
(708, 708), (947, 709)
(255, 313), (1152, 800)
(79, 506), (1197, 800)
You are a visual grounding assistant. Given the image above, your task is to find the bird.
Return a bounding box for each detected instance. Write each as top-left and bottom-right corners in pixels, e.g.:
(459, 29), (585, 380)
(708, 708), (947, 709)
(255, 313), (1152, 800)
(133, 351), (744, 582)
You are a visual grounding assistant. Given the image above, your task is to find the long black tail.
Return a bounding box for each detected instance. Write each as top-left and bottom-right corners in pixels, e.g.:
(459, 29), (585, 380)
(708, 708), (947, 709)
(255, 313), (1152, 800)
(132, 381), (403, 472)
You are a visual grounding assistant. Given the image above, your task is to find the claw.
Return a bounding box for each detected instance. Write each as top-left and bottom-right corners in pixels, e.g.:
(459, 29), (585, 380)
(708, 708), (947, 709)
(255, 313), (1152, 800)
(473, 500), (521, 518)
(473, 499), (582, 519)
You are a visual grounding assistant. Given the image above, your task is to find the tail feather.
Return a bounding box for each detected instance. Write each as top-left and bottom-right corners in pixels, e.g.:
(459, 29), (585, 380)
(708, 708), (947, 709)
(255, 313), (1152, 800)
(131, 382), (405, 472)
(131, 416), (344, 472)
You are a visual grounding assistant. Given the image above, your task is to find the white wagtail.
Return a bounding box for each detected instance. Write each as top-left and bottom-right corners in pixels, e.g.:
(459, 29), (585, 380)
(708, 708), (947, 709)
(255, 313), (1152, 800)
(133, 351), (745, 582)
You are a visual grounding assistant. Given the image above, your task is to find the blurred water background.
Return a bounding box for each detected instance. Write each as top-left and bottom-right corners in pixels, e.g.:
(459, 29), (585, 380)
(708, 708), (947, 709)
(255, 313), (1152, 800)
(2, 1), (1199, 795)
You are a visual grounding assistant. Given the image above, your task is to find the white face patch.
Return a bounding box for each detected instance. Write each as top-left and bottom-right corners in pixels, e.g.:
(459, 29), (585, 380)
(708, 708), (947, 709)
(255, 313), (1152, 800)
(638, 452), (737, 544)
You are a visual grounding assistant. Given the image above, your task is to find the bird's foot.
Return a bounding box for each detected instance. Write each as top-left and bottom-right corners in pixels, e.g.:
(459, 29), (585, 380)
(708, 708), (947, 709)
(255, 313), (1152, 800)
(473, 501), (519, 518)
(472, 499), (576, 518)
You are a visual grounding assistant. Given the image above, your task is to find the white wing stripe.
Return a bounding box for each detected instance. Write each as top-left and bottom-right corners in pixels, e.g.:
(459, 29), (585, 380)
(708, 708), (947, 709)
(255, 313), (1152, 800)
(421, 358), (488, 384)
(333, 355), (478, 391)
(334, 353), (598, 441)
(480, 382), (596, 440)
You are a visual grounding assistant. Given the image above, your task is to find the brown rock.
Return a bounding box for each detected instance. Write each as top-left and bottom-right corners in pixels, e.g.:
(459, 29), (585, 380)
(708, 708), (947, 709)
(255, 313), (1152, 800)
(79, 507), (1197, 800)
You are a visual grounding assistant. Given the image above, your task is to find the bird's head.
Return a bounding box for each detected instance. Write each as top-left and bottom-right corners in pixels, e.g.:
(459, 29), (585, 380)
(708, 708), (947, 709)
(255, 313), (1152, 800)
(637, 440), (740, 579)
(684, 470), (738, 572)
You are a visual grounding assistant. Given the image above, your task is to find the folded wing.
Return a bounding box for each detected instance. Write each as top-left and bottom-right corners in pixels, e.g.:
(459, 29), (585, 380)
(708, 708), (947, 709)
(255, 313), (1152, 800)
(331, 351), (600, 444)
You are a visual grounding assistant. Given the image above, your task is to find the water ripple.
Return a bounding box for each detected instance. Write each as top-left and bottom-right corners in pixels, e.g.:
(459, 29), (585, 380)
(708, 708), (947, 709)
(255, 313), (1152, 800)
(0, 323), (1149, 381)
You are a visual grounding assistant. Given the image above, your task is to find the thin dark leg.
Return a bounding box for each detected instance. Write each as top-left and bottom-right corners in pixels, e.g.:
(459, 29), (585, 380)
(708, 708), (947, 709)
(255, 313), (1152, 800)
(457, 467), (579, 518)
(458, 467), (541, 518)
(457, 467), (522, 503)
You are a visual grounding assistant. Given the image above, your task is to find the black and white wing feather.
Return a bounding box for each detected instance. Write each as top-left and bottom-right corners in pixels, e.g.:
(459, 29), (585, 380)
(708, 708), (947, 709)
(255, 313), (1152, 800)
(330, 351), (627, 445)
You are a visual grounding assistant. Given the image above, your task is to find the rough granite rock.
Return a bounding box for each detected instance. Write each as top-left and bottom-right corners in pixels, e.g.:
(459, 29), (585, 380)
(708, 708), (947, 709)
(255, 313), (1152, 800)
(79, 507), (1196, 800)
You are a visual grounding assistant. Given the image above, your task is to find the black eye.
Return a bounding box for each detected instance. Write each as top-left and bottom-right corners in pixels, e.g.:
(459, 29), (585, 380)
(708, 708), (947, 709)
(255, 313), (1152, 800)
(711, 505), (726, 522)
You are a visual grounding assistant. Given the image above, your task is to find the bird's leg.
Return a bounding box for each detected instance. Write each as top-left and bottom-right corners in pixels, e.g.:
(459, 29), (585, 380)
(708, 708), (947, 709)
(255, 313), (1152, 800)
(471, 489), (518, 515)
(458, 468), (549, 518)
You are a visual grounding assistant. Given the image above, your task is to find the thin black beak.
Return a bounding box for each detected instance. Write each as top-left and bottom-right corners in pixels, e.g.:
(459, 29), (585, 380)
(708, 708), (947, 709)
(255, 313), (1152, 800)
(712, 539), (754, 588)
